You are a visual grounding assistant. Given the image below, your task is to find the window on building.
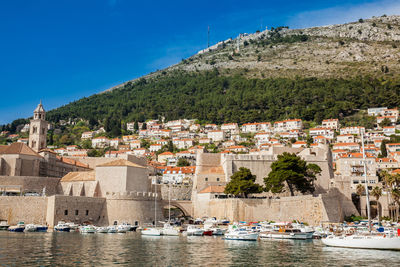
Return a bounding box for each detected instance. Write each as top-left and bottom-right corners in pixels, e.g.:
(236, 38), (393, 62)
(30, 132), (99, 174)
(205, 177), (208, 181)
(217, 178), (220, 182)
(64, 210), (68, 216)
(42, 128), (45, 134)
(86, 210), (89, 216)
(75, 210), (79, 216)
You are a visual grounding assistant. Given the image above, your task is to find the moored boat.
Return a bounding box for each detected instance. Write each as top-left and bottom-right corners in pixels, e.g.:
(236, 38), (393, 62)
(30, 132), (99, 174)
(96, 226), (109, 233)
(107, 226), (117, 233)
(322, 234), (400, 250)
(0, 221), (9, 231)
(24, 224), (38, 232)
(260, 228), (313, 240)
(8, 222), (25, 232)
(79, 225), (96, 234)
(186, 225), (204, 236)
(224, 229), (259, 241)
(141, 227), (162, 236)
(54, 221), (71, 232)
(161, 223), (179, 236)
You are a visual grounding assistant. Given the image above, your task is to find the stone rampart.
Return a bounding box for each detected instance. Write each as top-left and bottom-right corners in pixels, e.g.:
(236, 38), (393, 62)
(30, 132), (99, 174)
(161, 184), (193, 201)
(46, 195), (106, 227)
(193, 190), (358, 225)
(0, 196), (48, 225)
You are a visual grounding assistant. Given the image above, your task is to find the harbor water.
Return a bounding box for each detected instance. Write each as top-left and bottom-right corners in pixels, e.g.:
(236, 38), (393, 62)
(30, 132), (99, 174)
(0, 232), (400, 266)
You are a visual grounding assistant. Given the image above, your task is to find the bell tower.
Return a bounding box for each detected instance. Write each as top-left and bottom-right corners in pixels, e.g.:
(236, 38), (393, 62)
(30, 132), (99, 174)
(29, 101), (48, 152)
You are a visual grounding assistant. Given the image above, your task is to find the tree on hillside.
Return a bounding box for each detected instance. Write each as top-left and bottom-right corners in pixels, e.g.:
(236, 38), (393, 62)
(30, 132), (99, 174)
(224, 167), (263, 198)
(371, 186), (382, 223)
(134, 121), (139, 132)
(379, 117), (392, 128)
(380, 139), (390, 157)
(177, 158), (190, 167)
(356, 184), (365, 197)
(264, 152), (321, 196)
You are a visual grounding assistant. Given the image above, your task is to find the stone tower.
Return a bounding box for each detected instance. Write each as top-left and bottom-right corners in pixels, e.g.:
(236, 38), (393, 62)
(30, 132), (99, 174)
(29, 101), (48, 152)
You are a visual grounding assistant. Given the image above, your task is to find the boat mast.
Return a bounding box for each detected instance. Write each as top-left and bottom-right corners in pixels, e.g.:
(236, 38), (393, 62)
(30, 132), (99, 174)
(168, 183), (171, 223)
(361, 130), (372, 232)
(155, 180), (157, 227)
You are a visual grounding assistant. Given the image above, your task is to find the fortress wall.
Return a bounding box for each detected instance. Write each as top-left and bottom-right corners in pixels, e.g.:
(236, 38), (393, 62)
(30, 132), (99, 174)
(161, 184), (192, 201)
(101, 198), (164, 226)
(0, 196), (48, 225)
(193, 190), (358, 225)
(46, 195), (106, 227)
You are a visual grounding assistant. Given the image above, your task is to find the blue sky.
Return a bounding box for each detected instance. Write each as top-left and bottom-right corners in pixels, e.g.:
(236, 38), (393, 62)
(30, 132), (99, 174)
(1, 0), (399, 124)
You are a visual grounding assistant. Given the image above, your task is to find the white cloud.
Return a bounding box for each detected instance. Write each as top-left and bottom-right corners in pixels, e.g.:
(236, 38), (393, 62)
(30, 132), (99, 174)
(288, 0), (400, 29)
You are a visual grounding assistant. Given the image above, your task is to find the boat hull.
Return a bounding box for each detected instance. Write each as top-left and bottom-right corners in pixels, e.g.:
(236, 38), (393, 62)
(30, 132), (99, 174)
(141, 228), (162, 236)
(260, 232), (313, 240)
(224, 233), (259, 241)
(322, 235), (400, 250)
(8, 227), (24, 232)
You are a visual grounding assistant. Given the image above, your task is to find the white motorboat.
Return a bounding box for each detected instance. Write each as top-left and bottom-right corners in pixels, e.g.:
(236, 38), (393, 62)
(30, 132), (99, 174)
(79, 225), (96, 234)
(224, 229), (259, 241)
(211, 228), (225, 236)
(141, 227), (162, 236)
(66, 222), (80, 231)
(260, 229), (313, 240)
(322, 234), (400, 250)
(24, 224), (37, 232)
(161, 223), (179, 236)
(186, 225), (204, 236)
(54, 221), (70, 232)
(107, 226), (117, 233)
(96, 226), (109, 233)
(117, 225), (129, 233)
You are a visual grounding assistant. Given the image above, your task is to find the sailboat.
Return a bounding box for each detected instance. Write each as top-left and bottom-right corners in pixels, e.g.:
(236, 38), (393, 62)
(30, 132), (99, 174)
(141, 180), (162, 236)
(161, 184), (179, 236)
(322, 131), (400, 250)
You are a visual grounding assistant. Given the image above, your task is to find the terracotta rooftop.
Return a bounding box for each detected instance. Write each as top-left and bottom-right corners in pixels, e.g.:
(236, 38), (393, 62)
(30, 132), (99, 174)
(61, 171), (96, 182)
(0, 143), (42, 157)
(199, 185), (226, 194)
(96, 159), (146, 168)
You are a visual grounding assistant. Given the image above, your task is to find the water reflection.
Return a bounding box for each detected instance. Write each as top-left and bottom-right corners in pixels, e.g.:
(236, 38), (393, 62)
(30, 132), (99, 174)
(0, 232), (399, 266)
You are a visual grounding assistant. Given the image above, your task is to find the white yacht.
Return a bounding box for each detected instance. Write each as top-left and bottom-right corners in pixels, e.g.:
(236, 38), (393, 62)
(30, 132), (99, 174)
(141, 227), (162, 236)
(322, 234), (400, 250)
(186, 225), (204, 236)
(117, 225), (129, 233)
(107, 226), (117, 233)
(224, 229), (259, 241)
(260, 228), (313, 240)
(54, 221), (71, 232)
(161, 223), (179, 236)
(24, 224), (37, 232)
(96, 226), (109, 233)
(79, 225), (96, 234)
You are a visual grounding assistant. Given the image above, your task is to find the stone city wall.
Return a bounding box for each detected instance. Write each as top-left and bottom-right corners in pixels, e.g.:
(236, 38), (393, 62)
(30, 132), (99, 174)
(193, 190), (358, 225)
(0, 196), (48, 225)
(160, 184), (193, 201)
(100, 198), (164, 226)
(46, 195), (106, 227)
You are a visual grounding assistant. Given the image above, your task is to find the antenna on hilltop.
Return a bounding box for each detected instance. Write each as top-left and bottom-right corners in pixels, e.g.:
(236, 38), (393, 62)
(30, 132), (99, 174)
(208, 25), (210, 48)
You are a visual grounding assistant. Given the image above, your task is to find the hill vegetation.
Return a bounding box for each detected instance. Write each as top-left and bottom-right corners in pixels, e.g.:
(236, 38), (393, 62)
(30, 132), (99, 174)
(2, 15), (400, 135)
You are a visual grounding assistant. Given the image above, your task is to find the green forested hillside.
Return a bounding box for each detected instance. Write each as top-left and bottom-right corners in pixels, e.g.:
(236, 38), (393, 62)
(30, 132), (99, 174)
(47, 70), (400, 125)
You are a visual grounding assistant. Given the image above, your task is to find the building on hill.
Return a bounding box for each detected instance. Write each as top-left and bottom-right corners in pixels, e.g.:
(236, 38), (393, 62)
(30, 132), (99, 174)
(273, 119), (303, 133)
(28, 101), (48, 152)
(322, 119), (339, 130)
(162, 166), (196, 184)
